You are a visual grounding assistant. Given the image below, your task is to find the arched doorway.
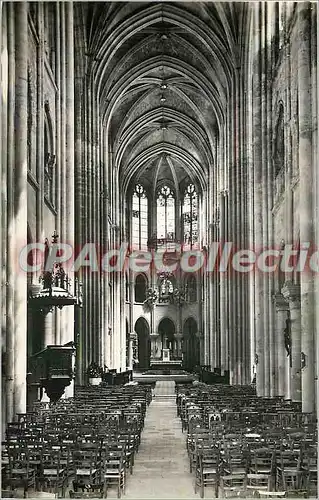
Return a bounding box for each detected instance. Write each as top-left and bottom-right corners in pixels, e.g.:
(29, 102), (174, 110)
(134, 317), (150, 370)
(183, 318), (200, 372)
(158, 318), (176, 358)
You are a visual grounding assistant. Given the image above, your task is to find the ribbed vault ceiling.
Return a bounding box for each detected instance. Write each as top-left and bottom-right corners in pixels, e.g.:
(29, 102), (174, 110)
(83, 2), (248, 193)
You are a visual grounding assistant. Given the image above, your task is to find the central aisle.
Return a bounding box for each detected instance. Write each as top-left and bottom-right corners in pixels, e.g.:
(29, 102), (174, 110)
(125, 381), (194, 499)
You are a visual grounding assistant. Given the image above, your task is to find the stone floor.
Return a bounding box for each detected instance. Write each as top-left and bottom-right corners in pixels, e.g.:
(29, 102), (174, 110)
(124, 381), (195, 499)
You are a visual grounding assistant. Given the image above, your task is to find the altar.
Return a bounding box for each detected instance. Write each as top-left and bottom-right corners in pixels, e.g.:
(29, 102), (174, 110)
(150, 347), (182, 370)
(162, 348), (170, 361)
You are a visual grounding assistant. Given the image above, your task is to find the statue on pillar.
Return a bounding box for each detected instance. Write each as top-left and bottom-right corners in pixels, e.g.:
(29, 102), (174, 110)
(283, 317), (292, 365)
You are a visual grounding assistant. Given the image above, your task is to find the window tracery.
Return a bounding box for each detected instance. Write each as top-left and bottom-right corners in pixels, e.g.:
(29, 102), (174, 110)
(132, 184), (148, 250)
(156, 185), (175, 240)
(182, 184), (198, 247)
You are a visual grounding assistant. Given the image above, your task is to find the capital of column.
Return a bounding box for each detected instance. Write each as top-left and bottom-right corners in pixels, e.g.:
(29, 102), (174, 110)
(129, 332), (137, 341)
(272, 293), (289, 312)
(149, 332), (159, 337)
(281, 282), (301, 309)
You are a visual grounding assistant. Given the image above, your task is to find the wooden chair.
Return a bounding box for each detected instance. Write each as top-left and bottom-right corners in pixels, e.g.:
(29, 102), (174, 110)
(102, 451), (125, 499)
(6, 448), (36, 498)
(246, 447), (275, 494)
(72, 445), (100, 493)
(208, 412), (222, 430)
(118, 434), (135, 474)
(188, 433), (210, 474)
(40, 446), (67, 497)
(276, 449), (307, 497)
(219, 447), (247, 497)
(22, 442), (43, 491)
(301, 444), (317, 496)
(194, 448), (220, 498)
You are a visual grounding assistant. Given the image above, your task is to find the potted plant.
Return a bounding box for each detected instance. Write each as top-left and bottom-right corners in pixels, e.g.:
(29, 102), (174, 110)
(87, 362), (103, 385)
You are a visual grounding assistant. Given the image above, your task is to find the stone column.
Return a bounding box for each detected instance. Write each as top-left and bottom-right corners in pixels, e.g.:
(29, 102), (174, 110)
(64, 2), (75, 397)
(266, 3), (276, 397)
(214, 217), (221, 371)
(273, 293), (289, 397)
(54, 2), (62, 348)
(0, 9), (6, 362)
(282, 283), (301, 403)
(175, 333), (182, 359)
(93, 84), (102, 366)
(43, 311), (54, 347)
(219, 192), (227, 374)
(58, 2), (67, 345)
(128, 333), (136, 371)
(128, 334), (133, 371)
(224, 192), (230, 374)
(297, 4), (315, 413)
(206, 179), (213, 371)
(285, 350), (292, 401)
(120, 276), (126, 371)
(13, 2), (28, 416)
(5, 2), (15, 425)
(209, 220), (217, 370)
(310, 0), (319, 432)
(101, 128), (109, 370)
(149, 332), (157, 361)
(36, 3), (44, 286)
(201, 274), (209, 366)
(253, 3), (265, 396)
(239, 60), (251, 386)
(74, 70), (83, 381)
(229, 76), (237, 384)
(234, 70), (243, 385)
(261, 3), (270, 397)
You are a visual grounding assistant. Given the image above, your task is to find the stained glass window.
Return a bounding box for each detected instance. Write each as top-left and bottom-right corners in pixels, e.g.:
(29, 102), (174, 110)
(182, 184), (198, 247)
(132, 184), (148, 250)
(157, 185), (175, 240)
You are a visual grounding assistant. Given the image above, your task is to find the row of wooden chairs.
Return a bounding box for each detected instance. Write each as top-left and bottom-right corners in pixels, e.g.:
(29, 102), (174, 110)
(2, 384), (152, 498)
(177, 383), (317, 498)
(190, 440), (316, 498)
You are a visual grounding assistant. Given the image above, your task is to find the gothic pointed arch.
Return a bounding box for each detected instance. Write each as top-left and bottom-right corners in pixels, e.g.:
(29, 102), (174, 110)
(134, 274), (148, 303)
(131, 183), (148, 250)
(183, 317), (199, 371)
(134, 317), (150, 370)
